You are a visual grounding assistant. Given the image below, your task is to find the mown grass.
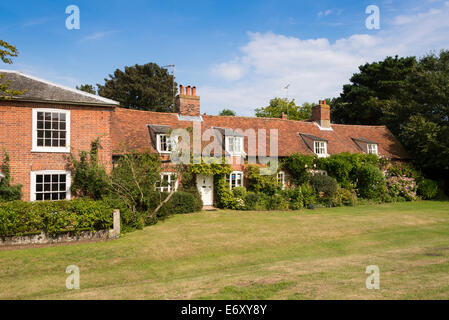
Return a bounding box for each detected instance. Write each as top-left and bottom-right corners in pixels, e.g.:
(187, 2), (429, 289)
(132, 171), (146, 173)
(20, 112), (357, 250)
(1, 201), (449, 299)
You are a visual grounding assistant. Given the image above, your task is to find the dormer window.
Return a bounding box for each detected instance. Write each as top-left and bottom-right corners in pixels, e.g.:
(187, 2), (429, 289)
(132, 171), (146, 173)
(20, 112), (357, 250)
(156, 134), (176, 153)
(367, 143), (378, 155)
(314, 141), (327, 157)
(225, 136), (244, 155)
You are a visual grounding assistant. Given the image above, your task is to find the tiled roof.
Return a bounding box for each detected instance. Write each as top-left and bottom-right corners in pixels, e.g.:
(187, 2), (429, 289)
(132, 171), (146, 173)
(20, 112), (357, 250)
(111, 108), (410, 159)
(0, 70), (119, 106)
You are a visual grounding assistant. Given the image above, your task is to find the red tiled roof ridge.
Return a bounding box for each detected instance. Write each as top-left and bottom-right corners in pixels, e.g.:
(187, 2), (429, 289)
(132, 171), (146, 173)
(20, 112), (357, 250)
(331, 123), (388, 128)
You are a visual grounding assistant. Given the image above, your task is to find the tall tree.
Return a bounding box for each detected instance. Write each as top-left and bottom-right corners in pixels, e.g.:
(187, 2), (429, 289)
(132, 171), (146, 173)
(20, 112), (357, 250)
(255, 98), (313, 120)
(97, 63), (177, 112)
(0, 40), (23, 100)
(331, 55), (417, 126)
(76, 84), (96, 95)
(218, 109), (236, 116)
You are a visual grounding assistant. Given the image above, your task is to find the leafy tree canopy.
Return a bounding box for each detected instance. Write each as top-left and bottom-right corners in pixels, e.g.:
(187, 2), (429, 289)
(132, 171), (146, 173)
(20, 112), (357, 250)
(0, 40), (23, 100)
(76, 84), (96, 95)
(255, 98), (313, 120)
(218, 109), (236, 116)
(97, 63), (177, 112)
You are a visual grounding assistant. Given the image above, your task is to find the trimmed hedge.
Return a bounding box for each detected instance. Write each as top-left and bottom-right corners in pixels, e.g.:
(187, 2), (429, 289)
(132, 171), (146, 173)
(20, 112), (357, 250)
(0, 199), (114, 237)
(158, 190), (203, 216)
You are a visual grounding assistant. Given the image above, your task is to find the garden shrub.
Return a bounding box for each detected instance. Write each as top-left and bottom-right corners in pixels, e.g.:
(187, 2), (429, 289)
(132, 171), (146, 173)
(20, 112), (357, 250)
(417, 179), (439, 200)
(356, 164), (387, 200)
(158, 191), (202, 216)
(284, 154), (316, 185)
(299, 183), (317, 208)
(285, 188), (304, 210)
(0, 151), (22, 201)
(245, 165), (279, 195)
(333, 188), (358, 207)
(214, 175), (236, 209)
(244, 192), (259, 210)
(309, 174), (338, 199)
(0, 199), (114, 237)
(386, 175), (417, 201)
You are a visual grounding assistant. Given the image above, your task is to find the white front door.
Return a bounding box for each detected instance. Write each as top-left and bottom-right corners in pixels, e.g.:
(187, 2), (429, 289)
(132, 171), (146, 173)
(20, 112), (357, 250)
(196, 175), (213, 206)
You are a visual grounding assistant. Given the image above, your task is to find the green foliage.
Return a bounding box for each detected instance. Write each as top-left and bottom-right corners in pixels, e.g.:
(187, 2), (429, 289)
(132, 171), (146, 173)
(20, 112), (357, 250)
(245, 165), (280, 195)
(76, 84), (96, 95)
(255, 97), (313, 120)
(0, 199), (114, 237)
(417, 179), (439, 200)
(218, 109), (236, 116)
(333, 188), (358, 207)
(189, 159), (231, 176)
(0, 150), (22, 201)
(97, 62), (177, 112)
(309, 175), (338, 199)
(110, 151), (162, 215)
(214, 175), (236, 209)
(319, 152), (380, 189)
(284, 154), (316, 185)
(1, 40), (24, 100)
(159, 191), (202, 216)
(70, 138), (110, 200)
(356, 164), (387, 200)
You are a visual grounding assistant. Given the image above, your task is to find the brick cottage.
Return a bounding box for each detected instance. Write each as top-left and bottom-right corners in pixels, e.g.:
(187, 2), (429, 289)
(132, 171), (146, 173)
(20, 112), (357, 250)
(0, 70), (409, 205)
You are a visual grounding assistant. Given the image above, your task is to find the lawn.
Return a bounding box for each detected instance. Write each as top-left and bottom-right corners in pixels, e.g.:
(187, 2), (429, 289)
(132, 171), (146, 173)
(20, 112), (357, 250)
(1, 201), (449, 300)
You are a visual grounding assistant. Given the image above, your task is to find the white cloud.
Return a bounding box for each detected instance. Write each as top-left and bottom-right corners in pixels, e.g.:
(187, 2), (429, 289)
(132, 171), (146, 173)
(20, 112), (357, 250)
(78, 31), (117, 43)
(203, 3), (449, 116)
(318, 10), (332, 17)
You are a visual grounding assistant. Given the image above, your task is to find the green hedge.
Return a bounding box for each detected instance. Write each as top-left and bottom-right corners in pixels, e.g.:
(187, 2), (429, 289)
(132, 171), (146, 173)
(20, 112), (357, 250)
(0, 199), (114, 237)
(158, 190), (203, 216)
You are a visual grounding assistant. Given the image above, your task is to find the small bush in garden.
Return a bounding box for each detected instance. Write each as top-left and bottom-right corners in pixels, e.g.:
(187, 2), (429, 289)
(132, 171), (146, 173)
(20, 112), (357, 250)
(284, 154), (316, 185)
(309, 174), (338, 199)
(245, 165), (279, 195)
(333, 188), (358, 207)
(386, 175), (417, 201)
(232, 186), (247, 199)
(356, 164), (387, 200)
(417, 179), (439, 200)
(299, 183), (317, 208)
(244, 192), (259, 210)
(159, 191), (202, 216)
(268, 193), (289, 210)
(286, 188), (304, 210)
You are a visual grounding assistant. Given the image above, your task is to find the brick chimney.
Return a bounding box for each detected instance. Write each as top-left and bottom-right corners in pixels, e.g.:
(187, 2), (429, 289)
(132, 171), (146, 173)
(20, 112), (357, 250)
(175, 84), (200, 117)
(281, 112), (288, 120)
(312, 100), (331, 128)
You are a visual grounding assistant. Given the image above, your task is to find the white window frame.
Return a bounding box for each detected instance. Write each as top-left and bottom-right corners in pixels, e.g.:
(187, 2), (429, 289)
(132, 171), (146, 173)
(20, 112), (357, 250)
(155, 172), (178, 192)
(30, 170), (71, 202)
(314, 141), (328, 157)
(226, 171), (244, 189)
(156, 134), (177, 154)
(225, 136), (244, 155)
(32, 108), (70, 153)
(277, 171), (286, 190)
(367, 143), (378, 155)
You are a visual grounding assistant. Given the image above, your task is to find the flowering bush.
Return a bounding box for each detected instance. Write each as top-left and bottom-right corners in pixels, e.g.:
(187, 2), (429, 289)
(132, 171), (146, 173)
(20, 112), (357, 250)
(386, 175), (417, 201)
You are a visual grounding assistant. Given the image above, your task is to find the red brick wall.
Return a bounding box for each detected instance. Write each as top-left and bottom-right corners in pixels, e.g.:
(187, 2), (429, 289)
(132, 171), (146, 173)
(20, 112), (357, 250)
(0, 101), (113, 201)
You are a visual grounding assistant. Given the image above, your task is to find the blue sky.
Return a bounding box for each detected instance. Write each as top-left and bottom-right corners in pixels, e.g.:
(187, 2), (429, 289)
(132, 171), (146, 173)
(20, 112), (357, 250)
(1, 0), (449, 115)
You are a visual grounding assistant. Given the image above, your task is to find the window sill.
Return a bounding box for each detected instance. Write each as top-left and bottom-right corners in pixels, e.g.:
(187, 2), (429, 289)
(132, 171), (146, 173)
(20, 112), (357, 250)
(31, 148), (71, 154)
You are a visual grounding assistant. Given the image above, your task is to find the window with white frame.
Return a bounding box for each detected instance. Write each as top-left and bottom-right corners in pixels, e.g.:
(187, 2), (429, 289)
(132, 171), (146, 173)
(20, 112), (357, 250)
(314, 141), (327, 156)
(225, 136), (244, 155)
(367, 144), (378, 155)
(31, 171), (71, 201)
(155, 172), (178, 192)
(156, 134), (177, 153)
(32, 109), (70, 152)
(277, 171), (286, 189)
(226, 171), (243, 189)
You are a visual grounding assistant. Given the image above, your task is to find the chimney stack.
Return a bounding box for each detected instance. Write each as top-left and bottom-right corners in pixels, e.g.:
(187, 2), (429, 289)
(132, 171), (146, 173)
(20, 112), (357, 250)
(175, 84), (201, 117)
(281, 112), (288, 120)
(312, 100), (331, 129)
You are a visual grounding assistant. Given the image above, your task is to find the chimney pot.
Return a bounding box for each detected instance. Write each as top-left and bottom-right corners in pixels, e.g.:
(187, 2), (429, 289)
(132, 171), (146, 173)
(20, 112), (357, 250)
(192, 86), (196, 96)
(180, 85), (185, 95)
(186, 86), (191, 96)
